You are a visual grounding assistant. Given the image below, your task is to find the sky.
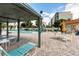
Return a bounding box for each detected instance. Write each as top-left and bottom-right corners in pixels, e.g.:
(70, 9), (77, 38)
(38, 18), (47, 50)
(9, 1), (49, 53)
(29, 3), (79, 25)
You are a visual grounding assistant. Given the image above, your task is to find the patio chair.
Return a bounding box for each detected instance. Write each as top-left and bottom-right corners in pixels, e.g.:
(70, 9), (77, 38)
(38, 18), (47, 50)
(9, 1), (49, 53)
(0, 42), (36, 56)
(0, 36), (16, 49)
(59, 33), (72, 42)
(8, 36), (17, 45)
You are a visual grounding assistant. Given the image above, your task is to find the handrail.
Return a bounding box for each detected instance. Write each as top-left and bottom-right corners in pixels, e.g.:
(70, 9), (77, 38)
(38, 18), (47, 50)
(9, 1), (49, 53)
(0, 46), (9, 56)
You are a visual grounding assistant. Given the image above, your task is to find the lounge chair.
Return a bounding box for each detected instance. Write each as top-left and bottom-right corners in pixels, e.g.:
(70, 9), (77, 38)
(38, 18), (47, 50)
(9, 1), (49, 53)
(0, 42), (36, 56)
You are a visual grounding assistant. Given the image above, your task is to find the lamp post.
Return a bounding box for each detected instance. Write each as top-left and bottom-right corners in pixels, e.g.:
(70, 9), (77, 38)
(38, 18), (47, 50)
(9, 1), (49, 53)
(38, 10), (43, 48)
(40, 11), (43, 31)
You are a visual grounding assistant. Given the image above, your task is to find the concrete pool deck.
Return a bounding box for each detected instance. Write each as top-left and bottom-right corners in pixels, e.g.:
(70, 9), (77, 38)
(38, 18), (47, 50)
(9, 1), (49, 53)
(3, 32), (79, 56)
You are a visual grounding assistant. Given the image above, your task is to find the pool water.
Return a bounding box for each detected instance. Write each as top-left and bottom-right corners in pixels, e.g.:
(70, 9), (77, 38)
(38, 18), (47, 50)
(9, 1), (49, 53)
(9, 30), (37, 34)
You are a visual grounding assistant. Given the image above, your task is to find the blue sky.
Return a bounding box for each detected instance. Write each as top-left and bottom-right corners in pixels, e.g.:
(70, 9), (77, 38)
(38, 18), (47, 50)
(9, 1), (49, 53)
(29, 3), (67, 24)
(29, 3), (79, 25)
(29, 3), (66, 14)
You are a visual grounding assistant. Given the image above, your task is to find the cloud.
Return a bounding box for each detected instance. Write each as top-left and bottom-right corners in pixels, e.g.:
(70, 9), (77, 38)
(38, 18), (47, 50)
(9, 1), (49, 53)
(43, 17), (50, 25)
(41, 11), (55, 25)
(41, 12), (50, 25)
(49, 13), (55, 18)
(42, 12), (50, 16)
(41, 12), (50, 17)
(51, 5), (65, 13)
(65, 3), (79, 19)
(56, 5), (65, 12)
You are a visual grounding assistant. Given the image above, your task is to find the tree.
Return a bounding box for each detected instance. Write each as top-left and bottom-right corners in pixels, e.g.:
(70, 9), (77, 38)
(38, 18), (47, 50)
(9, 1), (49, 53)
(21, 21), (32, 28)
(2, 23), (6, 29)
(21, 23), (26, 28)
(25, 21), (32, 28)
(54, 19), (65, 28)
(60, 19), (65, 23)
(54, 20), (60, 28)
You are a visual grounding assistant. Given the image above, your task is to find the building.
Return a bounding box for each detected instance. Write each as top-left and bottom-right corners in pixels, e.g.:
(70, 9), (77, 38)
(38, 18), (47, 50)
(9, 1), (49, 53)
(48, 21), (51, 27)
(50, 11), (72, 27)
(60, 19), (79, 33)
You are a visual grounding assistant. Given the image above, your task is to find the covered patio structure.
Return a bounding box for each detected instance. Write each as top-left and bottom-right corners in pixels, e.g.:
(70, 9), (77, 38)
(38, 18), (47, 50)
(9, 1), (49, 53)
(0, 3), (42, 48)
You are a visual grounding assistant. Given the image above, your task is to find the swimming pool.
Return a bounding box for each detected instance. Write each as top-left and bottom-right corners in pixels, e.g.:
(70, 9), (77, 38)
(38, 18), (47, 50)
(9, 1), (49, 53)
(9, 30), (38, 34)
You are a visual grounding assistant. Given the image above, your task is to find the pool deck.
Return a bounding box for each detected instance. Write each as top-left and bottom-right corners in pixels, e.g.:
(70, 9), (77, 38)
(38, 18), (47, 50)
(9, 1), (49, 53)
(4, 32), (79, 56)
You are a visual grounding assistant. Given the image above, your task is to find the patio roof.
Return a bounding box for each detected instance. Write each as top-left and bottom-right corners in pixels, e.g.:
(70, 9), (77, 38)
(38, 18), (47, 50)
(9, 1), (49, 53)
(0, 3), (41, 22)
(0, 3), (42, 48)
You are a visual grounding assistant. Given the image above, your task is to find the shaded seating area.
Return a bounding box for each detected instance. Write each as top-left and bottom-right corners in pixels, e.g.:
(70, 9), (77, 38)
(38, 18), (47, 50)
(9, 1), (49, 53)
(0, 3), (42, 56)
(0, 42), (36, 56)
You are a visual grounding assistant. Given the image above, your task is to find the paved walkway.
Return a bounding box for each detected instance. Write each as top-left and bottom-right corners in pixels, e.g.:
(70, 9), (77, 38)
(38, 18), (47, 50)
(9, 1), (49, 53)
(29, 32), (79, 56)
(5, 32), (79, 56)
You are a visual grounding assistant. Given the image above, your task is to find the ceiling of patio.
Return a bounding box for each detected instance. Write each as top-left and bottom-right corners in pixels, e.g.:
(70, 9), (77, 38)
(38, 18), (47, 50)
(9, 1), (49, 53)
(0, 3), (41, 22)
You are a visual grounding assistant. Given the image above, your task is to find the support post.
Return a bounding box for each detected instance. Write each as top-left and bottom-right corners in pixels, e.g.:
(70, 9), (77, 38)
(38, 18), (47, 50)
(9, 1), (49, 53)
(6, 21), (9, 38)
(17, 19), (20, 42)
(0, 22), (2, 35)
(38, 17), (42, 48)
